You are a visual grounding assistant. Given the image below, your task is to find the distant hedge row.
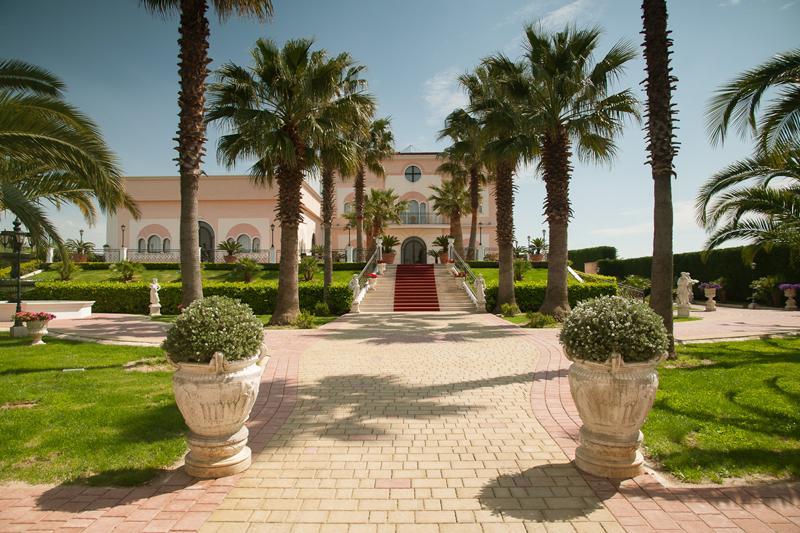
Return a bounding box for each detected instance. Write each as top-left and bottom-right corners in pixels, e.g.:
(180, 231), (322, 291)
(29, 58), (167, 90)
(48, 261), (367, 272)
(598, 246), (800, 302)
(26, 281), (353, 316)
(568, 246), (617, 269)
(484, 281), (617, 312)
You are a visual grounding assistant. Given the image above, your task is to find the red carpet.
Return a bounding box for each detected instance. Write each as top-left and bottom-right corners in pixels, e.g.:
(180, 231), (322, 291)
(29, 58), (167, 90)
(393, 264), (440, 312)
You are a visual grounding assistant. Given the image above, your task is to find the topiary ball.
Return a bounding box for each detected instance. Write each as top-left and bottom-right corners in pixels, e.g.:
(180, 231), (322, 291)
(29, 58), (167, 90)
(162, 295), (264, 363)
(559, 295), (668, 363)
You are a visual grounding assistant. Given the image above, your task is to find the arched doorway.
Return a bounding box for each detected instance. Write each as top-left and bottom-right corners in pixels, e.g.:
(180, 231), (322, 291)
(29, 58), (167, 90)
(198, 221), (215, 262)
(401, 237), (427, 264)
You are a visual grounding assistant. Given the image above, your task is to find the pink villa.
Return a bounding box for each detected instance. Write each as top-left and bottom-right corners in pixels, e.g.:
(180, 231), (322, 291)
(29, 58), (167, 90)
(107, 152), (498, 264)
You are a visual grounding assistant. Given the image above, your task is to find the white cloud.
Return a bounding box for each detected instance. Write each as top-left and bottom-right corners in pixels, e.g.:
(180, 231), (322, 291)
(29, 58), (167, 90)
(718, 0), (741, 6)
(780, 1), (796, 9)
(422, 68), (469, 128)
(540, 0), (593, 29)
(501, 0), (600, 56)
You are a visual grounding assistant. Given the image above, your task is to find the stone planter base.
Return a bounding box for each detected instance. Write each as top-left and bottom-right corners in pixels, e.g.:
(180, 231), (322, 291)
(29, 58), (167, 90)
(185, 426), (251, 478)
(575, 427), (645, 479)
(677, 304), (691, 318)
(149, 304), (161, 317)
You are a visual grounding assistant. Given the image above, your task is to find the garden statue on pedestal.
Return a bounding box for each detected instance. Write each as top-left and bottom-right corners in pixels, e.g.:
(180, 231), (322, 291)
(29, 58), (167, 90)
(676, 272), (698, 318)
(474, 274), (486, 310)
(349, 275), (361, 313)
(149, 278), (161, 317)
(779, 283), (799, 311)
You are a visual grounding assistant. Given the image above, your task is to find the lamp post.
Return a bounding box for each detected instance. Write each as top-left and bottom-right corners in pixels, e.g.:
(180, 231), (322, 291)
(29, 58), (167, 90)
(1, 218), (32, 336)
(121, 224), (126, 246)
(478, 222), (483, 246)
(270, 223), (275, 248)
(79, 229), (84, 242)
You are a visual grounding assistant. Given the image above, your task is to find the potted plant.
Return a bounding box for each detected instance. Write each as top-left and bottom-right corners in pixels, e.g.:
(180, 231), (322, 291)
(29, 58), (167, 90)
(218, 239), (243, 264)
(428, 249), (441, 264)
(433, 235), (451, 263)
(65, 237), (95, 263)
(529, 237), (548, 262)
(698, 281), (721, 312)
(367, 272), (378, 290)
(559, 296), (669, 478)
(779, 283), (799, 311)
(380, 235), (400, 264)
(15, 311), (56, 345)
(162, 296), (268, 478)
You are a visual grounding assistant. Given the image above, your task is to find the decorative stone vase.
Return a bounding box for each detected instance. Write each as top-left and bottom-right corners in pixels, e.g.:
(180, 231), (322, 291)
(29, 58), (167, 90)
(224, 254), (237, 264)
(377, 262), (387, 275)
(785, 288), (797, 311)
(26, 320), (49, 346)
(170, 349), (268, 478)
(566, 352), (662, 479)
(381, 252), (396, 264)
(704, 288), (717, 312)
(368, 277), (377, 290)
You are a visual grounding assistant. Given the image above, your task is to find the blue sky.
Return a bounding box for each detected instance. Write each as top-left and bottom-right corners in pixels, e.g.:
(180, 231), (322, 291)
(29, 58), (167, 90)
(1, 0), (798, 257)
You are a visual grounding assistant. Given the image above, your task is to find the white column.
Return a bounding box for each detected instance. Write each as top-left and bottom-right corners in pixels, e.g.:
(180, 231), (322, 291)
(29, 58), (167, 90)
(477, 246), (485, 261)
(46, 247), (54, 263)
(269, 247), (277, 263)
(346, 246), (353, 263)
(120, 247), (128, 261)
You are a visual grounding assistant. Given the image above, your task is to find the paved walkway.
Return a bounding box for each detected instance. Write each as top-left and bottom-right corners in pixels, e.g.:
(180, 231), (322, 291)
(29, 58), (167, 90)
(0, 311), (798, 532)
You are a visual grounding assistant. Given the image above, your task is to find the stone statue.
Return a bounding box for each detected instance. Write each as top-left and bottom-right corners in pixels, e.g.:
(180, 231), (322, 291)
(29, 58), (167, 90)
(149, 278), (161, 317)
(676, 272), (698, 317)
(349, 274), (360, 300)
(474, 274), (486, 307)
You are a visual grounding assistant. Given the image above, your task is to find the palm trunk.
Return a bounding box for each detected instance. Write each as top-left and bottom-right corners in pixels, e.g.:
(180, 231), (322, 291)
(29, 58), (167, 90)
(450, 209), (465, 258)
(176, 0), (209, 307)
(643, 0), (676, 355)
(467, 166), (480, 260)
(539, 130), (572, 318)
(355, 165), (365, 261)
(494, 161), (516, 311)
(321, 167), (335, 304)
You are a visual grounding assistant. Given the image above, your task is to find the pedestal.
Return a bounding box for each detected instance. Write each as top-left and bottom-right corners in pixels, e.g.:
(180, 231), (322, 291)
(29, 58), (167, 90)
(120, 247), (128, 261)
(477, 246), (485, 261)
(149, 304), (161, 317)
(9, 325), (28, 338)
(46, 247), (55, 263)
(575, 427), (645, 479)
(269, 247), (277, 263)
(185, 427), (251, 478)
(677, 305), (691, 318)
(346, 246), (354, 263)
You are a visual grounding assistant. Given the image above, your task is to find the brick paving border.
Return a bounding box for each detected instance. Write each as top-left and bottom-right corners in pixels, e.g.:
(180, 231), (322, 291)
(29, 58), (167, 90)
(478, 314), (800, 532)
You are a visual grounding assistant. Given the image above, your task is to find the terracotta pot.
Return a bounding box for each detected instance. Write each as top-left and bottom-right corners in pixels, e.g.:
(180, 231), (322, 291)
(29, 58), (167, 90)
(26, 320), (49, 346)
(530, 254), (544, 262)
(440, 253), (450, 264)
(71, 254), (88, 263)
(224, 255), (238, 264)
(169, 348), (268, 478)
(566, 352), (662, 479)
(381, 252), (396, 264)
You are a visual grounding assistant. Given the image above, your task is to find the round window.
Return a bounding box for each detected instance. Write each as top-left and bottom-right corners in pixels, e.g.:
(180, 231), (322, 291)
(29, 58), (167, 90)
(404, 165), (422, 183)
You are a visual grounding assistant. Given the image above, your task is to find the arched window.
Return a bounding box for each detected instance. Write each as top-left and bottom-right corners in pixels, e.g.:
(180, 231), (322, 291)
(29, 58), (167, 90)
(406, 200), (420, 223)
(147, 235), (161, 253)
(419, 202), (428, 223)
(236, 234), (251, 253)
(162, 238), (171, 252)
(252, 238), (261, 252)
(344, 202), (352, 214)
(404, 165), (422, 183)
(138, 238), (145, 253)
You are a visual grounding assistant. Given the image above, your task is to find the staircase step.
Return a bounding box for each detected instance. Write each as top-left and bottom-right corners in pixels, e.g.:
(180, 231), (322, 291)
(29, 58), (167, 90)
(393, 264), (439, 312)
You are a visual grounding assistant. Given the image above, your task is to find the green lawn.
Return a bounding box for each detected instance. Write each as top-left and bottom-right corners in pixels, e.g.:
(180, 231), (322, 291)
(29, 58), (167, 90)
(33, 267), (359, 284)
(0, 334), (186, 486)
(471, 267), (549, 284)
(643, 337), (800, 483)
(151, 313), (338, 329)
(674, 315), (703, 322)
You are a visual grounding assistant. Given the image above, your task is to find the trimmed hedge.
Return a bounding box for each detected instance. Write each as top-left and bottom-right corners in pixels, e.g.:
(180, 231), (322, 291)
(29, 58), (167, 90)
(484, 281), (617, 312)
(0, 259), (41, 278)
(568, 246), (617, 269)
(467, 260), (550, 269)
(26, 281), (353, 316)
(65, 261), (367, 273)
(597, 246), (800, 302)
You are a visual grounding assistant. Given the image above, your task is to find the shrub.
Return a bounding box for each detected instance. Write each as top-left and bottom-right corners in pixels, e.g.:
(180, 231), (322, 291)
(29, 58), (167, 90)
(162, 296), (264, 363)
(750, 275), (782, 306)
(233, 258), (261, 283)
(299, 256), (317, 281)
(526, 312), (558, 328)
(559, 296), (669, 363)
(513, 258), (530, 281)
(500, 303), (520, 317)
(25, 280), (354, 316)
(52, 260), (79, 281)
(568, 246), (617, 268)
(292, 310), (316, 329)
(623, 275), (651, 290)
(467, 261), (499, 268)
(0, 259), (42, 279)
(110, 261), (145, 282)
(313, 302), (331, 316)
(484, 281), (617, 313)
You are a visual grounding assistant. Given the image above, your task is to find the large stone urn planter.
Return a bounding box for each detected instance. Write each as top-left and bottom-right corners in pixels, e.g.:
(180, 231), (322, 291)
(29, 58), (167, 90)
(704, 288), (717, 312)
(170, 349), (269, 478)
(782, 287), (798, 310)
(26, 320), (50, 346)
(566, 353), (662, 479)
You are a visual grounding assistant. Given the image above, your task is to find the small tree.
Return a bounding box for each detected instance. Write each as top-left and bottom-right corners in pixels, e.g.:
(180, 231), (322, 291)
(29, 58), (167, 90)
(110, 260), (145, 282)
(299, 256), (318, 282)
(233, 258), (261, 283)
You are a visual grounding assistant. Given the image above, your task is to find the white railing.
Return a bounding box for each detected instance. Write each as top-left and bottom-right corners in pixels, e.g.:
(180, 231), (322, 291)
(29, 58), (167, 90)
(449, 242), (486, 312)
(349, 243), (381, 313)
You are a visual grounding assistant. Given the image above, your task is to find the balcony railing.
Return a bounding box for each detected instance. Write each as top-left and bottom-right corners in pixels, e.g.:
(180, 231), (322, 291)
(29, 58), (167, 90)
(397, 212), (445, 225)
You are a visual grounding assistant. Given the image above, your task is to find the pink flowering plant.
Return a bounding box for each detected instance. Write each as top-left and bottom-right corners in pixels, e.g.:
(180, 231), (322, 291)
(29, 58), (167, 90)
(559, 296), (668, 363)
(14, 311), (55, 323)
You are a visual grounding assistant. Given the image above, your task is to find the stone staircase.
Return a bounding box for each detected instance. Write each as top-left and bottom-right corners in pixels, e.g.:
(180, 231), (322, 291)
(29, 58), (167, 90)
(357, 263), (476, 313)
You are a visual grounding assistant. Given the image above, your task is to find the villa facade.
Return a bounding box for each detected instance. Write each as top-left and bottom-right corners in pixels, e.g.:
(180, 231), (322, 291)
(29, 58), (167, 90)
(107, 152), (498, 264)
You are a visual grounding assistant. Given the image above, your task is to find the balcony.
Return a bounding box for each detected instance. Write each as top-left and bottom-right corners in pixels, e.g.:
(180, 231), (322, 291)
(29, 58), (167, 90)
(397, 212), (445, 225)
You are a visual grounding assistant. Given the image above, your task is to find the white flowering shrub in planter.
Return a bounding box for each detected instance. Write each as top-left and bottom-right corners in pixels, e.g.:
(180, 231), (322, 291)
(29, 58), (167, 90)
(163, 296), (268, 478)
(559, 296), (668, 479)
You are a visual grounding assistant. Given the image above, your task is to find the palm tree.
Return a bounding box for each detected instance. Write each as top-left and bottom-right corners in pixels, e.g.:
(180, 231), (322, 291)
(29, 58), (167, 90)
(696, 143), (800, 255)
(140, 0), (273, 307)
(461, 65), (530, 311)
(428, 178), (471, 256)
(642, 0), (679, 353)
(486, 25), (639, 317)
(352, 118), (394, 261)
(707, 48), (800, 153)
(438, 109), (488, 260)
(362, 189), (408, 249)
(207, 39), (371, 325)
(0, 59), (136, 245)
